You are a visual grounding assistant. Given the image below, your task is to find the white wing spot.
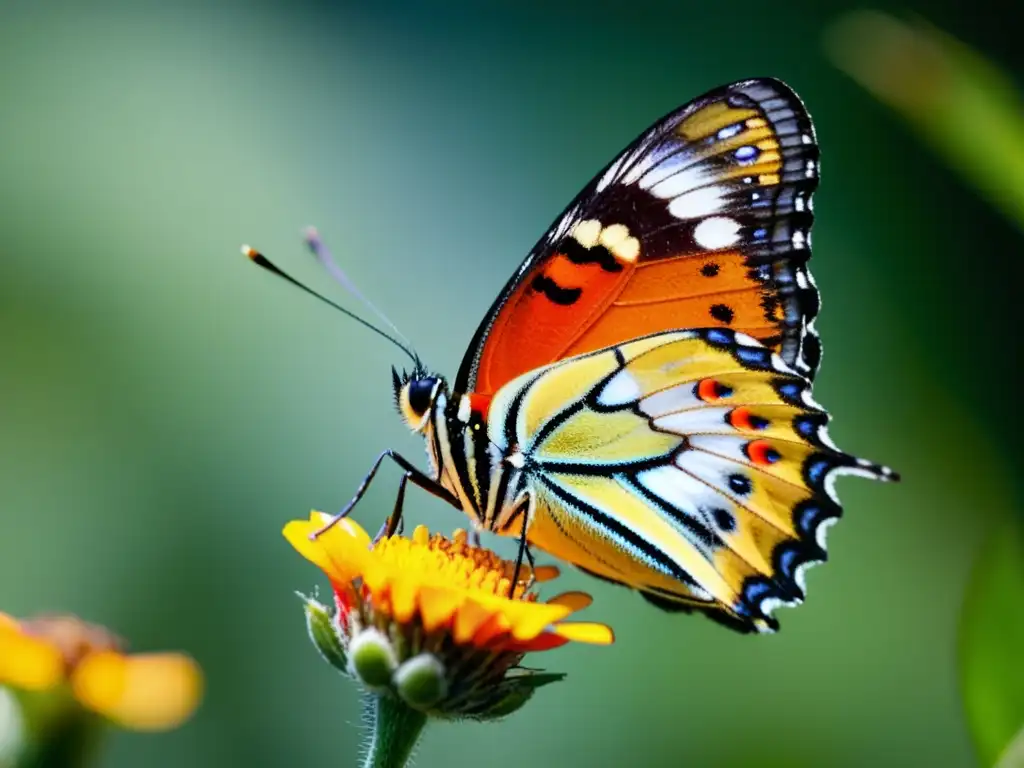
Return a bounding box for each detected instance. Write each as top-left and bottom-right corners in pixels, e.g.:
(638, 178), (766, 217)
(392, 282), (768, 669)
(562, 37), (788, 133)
(693, 217), (741, 250)
(612, 236), (640, 264)
(646, 165), (708, 199)
(717, 124), (743, 140)
(457, 395), (472, 424)
(596, 154), (628, 192)
(668, 186), (727, 220)
(598, 223), (630, 249)
(597, 368), (643, 407)
(571, 219), (602, 249)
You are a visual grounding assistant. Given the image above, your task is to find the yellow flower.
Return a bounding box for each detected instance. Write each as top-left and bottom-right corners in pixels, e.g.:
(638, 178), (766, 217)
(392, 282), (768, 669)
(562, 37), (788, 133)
(284, 512), (612, 717)
(0, 612), (202, 732)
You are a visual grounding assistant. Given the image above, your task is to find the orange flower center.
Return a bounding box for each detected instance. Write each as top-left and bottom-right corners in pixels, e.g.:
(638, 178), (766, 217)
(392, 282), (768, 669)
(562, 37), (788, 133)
(370, 527), (535, 603)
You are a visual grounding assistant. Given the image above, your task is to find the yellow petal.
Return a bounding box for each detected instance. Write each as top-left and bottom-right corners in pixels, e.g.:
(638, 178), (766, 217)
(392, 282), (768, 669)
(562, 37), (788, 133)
(0, 626), (64, 690)
(389, 578), (419, 624)
(508, 603), (573, 641)
(361, 561), (390, 597)
(282, 514), (368, 584)
(310, 512), (372, 551)
(0, 613), (18, 631)
(412, 526), (430, 546)
(417, 586), (461, 632)
(453, 599), (493, 644)
(529, 565), (561, 583)
(545, 591), (593, 612)
(72, 651), (202, 731)
(551, 622), (615, 645)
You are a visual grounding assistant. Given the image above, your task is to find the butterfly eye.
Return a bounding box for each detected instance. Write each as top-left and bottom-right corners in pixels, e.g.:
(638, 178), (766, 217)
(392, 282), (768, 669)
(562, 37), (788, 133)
(407, 377), (437, 416)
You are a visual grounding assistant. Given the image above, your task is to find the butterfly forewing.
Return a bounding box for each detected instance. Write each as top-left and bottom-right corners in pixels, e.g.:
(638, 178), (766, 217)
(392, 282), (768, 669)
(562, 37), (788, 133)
(458, 78), (823, 398)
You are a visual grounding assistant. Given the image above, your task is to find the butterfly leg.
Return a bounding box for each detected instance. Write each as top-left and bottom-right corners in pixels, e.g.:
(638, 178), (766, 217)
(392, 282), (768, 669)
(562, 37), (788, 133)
(523, 542), (537, 592)
(312, 450), (459, 540)
(372, 471), (410, 544)
(507, 502), (531, 598)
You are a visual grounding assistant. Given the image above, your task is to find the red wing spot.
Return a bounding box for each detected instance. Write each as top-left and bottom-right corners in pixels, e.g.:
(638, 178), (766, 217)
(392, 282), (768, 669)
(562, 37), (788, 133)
(728, 406), (769, 431)
(745, 439), (782, 465)
(696, 379), (734, 402)
(469, 393), (492, 420)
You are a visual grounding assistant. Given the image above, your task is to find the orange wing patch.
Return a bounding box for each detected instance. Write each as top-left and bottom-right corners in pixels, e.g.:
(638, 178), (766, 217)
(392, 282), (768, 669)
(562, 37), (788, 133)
(676, 101), (758, 141)
(474, 226), (636, 396)
(458, 79), (822, 397)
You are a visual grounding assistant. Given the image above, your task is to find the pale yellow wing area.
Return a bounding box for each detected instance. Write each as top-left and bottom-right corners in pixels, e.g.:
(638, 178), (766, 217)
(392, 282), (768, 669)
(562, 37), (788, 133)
(497, 328), (897, 633)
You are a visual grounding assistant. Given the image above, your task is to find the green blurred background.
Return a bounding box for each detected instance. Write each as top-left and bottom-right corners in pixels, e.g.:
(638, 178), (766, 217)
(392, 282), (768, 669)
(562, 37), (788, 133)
(2, 1), (1021, 766)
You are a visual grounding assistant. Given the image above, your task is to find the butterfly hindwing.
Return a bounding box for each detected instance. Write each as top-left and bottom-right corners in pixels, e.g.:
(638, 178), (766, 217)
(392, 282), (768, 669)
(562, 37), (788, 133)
(458, 78), (823, 398)
(491, 329), (896, 632)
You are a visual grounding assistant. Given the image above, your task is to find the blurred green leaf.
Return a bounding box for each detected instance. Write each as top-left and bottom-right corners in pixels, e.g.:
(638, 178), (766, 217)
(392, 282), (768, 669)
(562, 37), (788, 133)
(996, 726), (1024, 768)
(959, 521), (1024, 766)
(826, 11), (1024, 230)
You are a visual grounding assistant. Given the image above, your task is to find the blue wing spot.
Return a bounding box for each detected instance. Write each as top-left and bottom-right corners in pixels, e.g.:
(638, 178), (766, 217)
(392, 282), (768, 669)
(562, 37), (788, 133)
(778, 547), (800, 579)
(717, 123), (743, 140)
(749, 414), (771, 430)
(735, 146), (758, 162)
(743, 580), (773, 609)
(753, 227), (768, 241)
(806, 457), (832, 487)
(704, 328), (733, 345)
(775, 380), (804, 403)
(736, 346), (770, 369)
(796, 503), (822, 536)
(795, 416), (817, 437)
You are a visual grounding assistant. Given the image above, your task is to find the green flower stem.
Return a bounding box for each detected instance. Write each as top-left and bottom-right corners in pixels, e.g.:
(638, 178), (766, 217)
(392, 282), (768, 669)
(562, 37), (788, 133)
(362, 694), (427, 768)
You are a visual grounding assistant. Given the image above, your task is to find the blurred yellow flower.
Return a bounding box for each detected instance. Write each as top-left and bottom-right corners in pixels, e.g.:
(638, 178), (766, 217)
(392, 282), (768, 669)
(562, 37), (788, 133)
(284, 512), (612, 717)
(0, 612), (202, 732)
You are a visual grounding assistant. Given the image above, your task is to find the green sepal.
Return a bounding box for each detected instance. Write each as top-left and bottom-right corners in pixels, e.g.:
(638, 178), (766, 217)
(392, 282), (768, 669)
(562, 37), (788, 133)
(299, 593), (349, 675)
(466, 672), (566, 721)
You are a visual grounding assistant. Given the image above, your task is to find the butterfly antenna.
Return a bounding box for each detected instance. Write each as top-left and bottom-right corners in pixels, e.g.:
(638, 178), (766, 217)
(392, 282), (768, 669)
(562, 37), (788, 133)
(303, 227), (415, 352)
(242, 244), (419, 365)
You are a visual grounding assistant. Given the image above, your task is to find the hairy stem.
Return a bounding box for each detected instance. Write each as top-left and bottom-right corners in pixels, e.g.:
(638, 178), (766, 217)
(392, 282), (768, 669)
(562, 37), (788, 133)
(362, 694), (427, 768)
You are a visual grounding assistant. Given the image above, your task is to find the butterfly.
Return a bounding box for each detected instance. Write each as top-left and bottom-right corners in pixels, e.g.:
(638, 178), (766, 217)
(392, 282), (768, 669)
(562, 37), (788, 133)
(247, 78), (899, 634)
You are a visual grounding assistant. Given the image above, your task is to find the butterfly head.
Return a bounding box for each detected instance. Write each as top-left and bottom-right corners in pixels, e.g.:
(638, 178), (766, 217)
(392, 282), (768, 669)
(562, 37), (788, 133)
(392, 365), (446, 432)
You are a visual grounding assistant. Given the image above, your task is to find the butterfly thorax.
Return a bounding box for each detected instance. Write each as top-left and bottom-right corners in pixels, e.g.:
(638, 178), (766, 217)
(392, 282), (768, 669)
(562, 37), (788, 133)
(395, 371), (526, 534)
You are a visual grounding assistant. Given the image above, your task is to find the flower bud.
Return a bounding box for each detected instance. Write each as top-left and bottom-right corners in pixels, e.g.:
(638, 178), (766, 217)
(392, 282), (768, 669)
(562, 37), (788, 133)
(347, 629), (397, 689)
(394, 654), (447, 710)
